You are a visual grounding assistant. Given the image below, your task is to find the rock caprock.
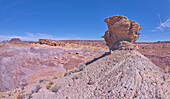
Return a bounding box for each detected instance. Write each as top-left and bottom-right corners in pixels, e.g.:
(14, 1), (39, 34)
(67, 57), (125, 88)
(103, 15), (142, 50)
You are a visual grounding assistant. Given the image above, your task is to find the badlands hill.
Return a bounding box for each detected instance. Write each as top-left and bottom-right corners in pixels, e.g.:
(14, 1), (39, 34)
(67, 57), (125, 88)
(2, 50), (170, 99)
(38, 39), (170, 69)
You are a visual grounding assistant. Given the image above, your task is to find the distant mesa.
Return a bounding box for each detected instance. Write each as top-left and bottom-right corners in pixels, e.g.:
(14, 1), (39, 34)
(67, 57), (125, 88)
(9, 38), (21, 42)
(102, 15), (142, 51)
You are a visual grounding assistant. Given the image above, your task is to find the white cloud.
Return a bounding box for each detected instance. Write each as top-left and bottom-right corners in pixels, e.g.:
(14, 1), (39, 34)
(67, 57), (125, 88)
(0, 33), (70, 41)
(155, 18), (170, 31)
(0, 33), (101, 41)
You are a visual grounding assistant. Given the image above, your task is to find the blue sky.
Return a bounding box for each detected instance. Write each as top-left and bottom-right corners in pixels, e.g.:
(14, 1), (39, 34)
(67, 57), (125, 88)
(0, 0), (170, 42)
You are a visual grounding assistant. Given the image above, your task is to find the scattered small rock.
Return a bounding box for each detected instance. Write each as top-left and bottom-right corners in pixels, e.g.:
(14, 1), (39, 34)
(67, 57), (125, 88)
(87, 78), (95, 85)
(51, 83), (59, 92)
(31, 85), (41, 93)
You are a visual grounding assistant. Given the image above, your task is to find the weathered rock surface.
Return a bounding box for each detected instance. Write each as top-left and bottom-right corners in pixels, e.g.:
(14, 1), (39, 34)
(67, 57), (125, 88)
(116, 41), (135, 50)
(103, 15), (142, 50)
(137, 43), (170, 69)
(3, 50), (170, 99)
(0, 40), (169, 92)
(0, 43), (105, 92)
(39, 39), (66, 47)
(45, 50), (170, 99)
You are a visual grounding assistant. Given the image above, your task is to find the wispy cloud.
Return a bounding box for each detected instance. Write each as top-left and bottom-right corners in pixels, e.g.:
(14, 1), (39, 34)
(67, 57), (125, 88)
(153, 18), (170, 31)
(0, 33), (70, 41)
(0, 33), (99, 41)
(1, 0), (22, 11)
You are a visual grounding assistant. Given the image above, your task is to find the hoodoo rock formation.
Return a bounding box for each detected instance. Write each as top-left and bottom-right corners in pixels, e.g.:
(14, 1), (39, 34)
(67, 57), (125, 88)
(103, 15), (142, 50)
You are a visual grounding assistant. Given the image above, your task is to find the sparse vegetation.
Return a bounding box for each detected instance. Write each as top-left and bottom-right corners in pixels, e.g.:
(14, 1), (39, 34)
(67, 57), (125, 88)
(15, 93), (21, 99)
(72, 72), (81, 77)
(20, 87), (24, 90)
(46, 81), (53, 90)
(67, 67), (79, 74)
(0, 92), (5, 98)
(68, 67), (78, 72)
(54, 73), (64, 79)
(25, 92), (32, 99)
(165, 66), (169, 73)
(87, 57), (94, 62)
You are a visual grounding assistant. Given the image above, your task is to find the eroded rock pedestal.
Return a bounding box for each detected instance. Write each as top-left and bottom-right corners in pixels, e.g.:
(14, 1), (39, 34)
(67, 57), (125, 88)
(103, 15), (142, 50)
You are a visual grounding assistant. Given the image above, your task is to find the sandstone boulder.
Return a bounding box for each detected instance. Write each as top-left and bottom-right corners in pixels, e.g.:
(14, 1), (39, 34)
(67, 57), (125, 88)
(103, 15), (142, 50)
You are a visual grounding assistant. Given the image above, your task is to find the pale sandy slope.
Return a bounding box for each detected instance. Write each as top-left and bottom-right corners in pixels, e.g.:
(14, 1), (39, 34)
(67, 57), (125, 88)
(5, 50), (170, 99)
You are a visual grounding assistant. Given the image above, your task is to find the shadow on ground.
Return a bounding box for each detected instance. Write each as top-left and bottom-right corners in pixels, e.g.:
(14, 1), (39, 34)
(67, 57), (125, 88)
(85, 52), (111, 65)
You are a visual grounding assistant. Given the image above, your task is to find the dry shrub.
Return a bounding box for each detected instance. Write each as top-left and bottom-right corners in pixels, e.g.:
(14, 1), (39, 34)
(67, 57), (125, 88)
(15, 93), (21, 99)
(165, 66), (169, 73)
(0, 92), (5, 98)
(46, 81), (53, 89)
(87, 57), (94, 62)
(0, 92), (5, 95)
(72, 72), (81, 77)
(65, 43), (78, 48)
(20, 87), (24, 90)
(54, 73), (64, 79)
(68, 67), (78, 73)
(25, 92), (31, 99)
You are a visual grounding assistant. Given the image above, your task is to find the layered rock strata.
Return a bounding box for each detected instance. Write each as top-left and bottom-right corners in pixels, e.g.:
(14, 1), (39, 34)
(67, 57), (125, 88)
(103, 15), (142, 50)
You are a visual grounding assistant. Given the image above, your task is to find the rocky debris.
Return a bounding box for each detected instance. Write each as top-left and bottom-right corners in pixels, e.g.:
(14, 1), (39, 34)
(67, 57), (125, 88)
(117, 41), (135, 50)
(0, 44), (105, 92)
(50, 50), (169, 99)
(137, 43), (170, 69)
(9, 38), (21, 42)
(136, 41), (170, 44)
(0, 40), (169, 98)
(38, 39), (170, 69)
(15, 93), (21, 99)
(50, 83), (59, 92)
(5, 50), (169, 99)
(103, 15), (142, 50)
(31, 85), (41, 93)
(0, 41), (169, 98)
(39, 39), (108, 49)
(87, 78), (95, 85)
(39, 39), (65, 46)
